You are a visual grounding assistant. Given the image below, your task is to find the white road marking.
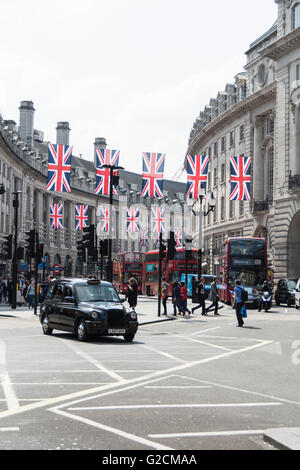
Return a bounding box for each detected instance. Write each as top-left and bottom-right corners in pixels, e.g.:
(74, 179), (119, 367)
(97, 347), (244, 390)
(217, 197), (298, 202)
(62, 341), (124, 382)
(67, 402), (282, 411)
(144, 385), (212, 389)
(140, 344), (187, 364)
(0, 341), (19, 411)
(191, 327), (220, 335)
(149, 429), (265, 439)
(51, 407), (174, 451)
(0, 338), (277, 420)
(0, 427), (19, 432)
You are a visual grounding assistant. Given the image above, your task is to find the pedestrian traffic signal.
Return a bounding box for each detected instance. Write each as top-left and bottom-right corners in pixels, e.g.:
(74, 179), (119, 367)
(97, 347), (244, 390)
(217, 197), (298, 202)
(3, 234), (12, 259)
(167, 232), (176, 260)
(100, 239), (109, 257)
(25, 229), (36, 258)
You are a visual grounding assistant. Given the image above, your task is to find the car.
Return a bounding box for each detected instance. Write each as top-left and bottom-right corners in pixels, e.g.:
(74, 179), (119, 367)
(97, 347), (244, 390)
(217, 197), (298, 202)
(39, 278), (138, 342)
(295, 279), (300, 310)
(274, 278), (298, 307)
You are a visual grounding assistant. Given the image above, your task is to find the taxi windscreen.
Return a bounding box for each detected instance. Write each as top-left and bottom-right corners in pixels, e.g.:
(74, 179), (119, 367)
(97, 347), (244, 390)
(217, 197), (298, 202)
(75, 284), (120, 303)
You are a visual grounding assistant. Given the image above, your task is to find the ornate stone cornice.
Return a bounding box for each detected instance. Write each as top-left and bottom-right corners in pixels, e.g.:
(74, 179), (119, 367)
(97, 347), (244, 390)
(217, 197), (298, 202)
(260, 27), (300, 61)
(187, 82), (276, 155)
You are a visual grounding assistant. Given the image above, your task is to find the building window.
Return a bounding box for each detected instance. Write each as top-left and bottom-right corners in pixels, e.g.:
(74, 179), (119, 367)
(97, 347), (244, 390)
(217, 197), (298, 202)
(221, 163), (225, 183)
(207, 172), (211, 190)
(239, 200), (244, 216)
(268, 147), (274, 204)
(229, 200), (234, 218)
(213, 168), (217, 187)
(229, 130), (235, 147)
(221, 136), (226, 152)
(221, 197), (225, 221)
(239, 124), (245, 142)
(292, 3), (300, 30)
(214, 142), (218, 156)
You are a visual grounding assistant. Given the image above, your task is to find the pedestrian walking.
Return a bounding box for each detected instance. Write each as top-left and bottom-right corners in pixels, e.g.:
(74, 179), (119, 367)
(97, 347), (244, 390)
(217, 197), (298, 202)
(162, 277), (169, 315)
(192, 278), (207, 316)
(126, 277), (138, 312)
(206, 277), (220, 315)
(26, 280), (35, 309)
(172, 281), (182, 316)
(180, 281), (191, 315)
(232, 279), (245, 327)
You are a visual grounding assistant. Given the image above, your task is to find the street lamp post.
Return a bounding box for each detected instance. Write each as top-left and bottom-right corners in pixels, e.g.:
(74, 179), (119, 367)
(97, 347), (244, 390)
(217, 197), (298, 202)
(192, 191), (216, 280)
(12, 191), (22, 309)
(101, 164), (124, 282)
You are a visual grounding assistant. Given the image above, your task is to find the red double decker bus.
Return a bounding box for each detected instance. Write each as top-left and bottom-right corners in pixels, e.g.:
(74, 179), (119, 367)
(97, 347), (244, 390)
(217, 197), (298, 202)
(142, 247), (198, 296)
(113, 252), (145, 294)
(218, 237), (268, 306)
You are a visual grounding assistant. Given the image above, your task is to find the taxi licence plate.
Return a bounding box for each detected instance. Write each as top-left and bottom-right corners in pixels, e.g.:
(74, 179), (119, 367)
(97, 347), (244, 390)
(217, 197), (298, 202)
(108, 329), (126, 334)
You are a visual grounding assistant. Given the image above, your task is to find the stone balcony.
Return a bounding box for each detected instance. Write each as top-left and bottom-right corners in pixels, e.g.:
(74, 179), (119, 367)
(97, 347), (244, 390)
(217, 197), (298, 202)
(289, 174), (300, 190)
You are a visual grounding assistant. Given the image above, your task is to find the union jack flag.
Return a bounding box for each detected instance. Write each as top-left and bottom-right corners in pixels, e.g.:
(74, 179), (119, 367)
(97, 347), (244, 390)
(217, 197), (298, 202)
(229, 156), (252, 201)
(95, 148), (120, 196)
(141, 152), (165, 198)
(46, 144), (72, 193)
(126, 207), (140, 233)
(175, 228), (183, 247)
(99, 205), (110, 232)
(50, 203), (64, 229)
(185, 154), (210, 199)
(75, 205), (88, 231)
(152, 207), (165, 234)
(139, 229), (149, 248)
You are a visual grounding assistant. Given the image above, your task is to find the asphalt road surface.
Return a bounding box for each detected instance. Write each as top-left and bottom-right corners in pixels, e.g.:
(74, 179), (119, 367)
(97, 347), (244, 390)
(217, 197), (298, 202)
(0, 301), (300, 451)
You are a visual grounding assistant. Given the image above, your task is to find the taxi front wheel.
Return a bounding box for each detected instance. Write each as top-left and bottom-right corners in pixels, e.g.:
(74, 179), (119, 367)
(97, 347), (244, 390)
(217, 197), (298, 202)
(123, 333), (135, 343)
(42, 315), (53, 335)
(76, 321), (89, 342)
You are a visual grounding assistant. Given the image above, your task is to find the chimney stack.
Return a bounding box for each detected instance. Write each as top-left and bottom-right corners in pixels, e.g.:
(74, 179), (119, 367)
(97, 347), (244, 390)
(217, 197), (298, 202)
(18, 101), (35, 147)
(94, 137), (107, 167)
(56, 121), (71, 146)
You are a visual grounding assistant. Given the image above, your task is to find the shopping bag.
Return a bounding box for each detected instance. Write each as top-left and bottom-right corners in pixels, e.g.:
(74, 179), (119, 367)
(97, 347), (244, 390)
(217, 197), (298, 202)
(241, 305), (247, 318)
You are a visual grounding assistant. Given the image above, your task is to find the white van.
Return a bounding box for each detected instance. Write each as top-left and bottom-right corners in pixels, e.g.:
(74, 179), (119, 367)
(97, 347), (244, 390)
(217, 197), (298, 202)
(295, 279), (300, 309)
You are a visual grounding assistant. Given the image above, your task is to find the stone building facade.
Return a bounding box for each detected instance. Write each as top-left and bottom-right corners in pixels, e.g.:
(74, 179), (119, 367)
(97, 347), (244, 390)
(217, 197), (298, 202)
(186, 0), (300, 282)
(0, 103), (186, 279)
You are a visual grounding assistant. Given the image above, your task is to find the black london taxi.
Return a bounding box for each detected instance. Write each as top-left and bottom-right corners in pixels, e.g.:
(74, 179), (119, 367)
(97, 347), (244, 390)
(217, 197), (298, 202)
(39, 278), (138, 342)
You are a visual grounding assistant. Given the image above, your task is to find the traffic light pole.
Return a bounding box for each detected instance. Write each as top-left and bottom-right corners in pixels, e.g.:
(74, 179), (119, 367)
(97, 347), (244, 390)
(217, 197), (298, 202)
(11, 192), (20, 310)
(158, 232), (163, 317)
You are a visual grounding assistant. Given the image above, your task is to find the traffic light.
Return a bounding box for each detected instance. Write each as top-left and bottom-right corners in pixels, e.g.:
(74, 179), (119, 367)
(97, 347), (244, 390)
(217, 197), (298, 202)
(36, 243), (44, 264)
(159, 240), (167, 259)
(77, 239), (86, 262)
(3, 234), (12, 259)
(25, 229), (35, 258)
(100, 239), (109, 257)
(83, 225), (95, 256)
(167, 231), (176, 260)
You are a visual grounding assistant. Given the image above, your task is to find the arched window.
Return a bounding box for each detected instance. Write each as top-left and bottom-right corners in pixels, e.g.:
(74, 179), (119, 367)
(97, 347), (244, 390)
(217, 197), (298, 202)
(292, 3), (300, 30)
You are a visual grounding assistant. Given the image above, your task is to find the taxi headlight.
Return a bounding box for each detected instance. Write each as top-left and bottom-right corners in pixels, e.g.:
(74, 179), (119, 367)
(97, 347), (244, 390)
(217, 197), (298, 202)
(130, 311), (137, 320)
(90, 310), (99, 320)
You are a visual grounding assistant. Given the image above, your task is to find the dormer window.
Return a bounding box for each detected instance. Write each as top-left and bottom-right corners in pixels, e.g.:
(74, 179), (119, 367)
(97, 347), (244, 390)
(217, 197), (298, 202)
(292, 3), (300, 30)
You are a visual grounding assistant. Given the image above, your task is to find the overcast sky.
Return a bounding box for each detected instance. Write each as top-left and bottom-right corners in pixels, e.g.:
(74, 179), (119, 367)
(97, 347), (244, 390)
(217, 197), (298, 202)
(0, 0), (277, 180)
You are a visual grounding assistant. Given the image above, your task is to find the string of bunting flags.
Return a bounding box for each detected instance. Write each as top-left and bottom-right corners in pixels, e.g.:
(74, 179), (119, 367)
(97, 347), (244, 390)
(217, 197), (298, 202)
(44, 142), (252, 238)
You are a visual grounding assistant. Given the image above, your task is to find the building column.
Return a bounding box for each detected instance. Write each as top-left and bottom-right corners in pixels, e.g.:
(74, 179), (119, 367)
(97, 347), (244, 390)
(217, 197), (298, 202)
(253, 117), (265, 201)
(295, 106), (300, 174)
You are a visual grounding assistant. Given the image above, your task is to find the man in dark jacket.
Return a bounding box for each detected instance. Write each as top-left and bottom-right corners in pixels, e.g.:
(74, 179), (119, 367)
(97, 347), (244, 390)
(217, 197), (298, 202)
(191, 278), (207, 316)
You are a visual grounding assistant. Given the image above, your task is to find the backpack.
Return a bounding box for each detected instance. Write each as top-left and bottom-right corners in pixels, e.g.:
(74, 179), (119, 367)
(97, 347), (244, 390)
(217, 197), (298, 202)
(241, 288), (248, 302)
